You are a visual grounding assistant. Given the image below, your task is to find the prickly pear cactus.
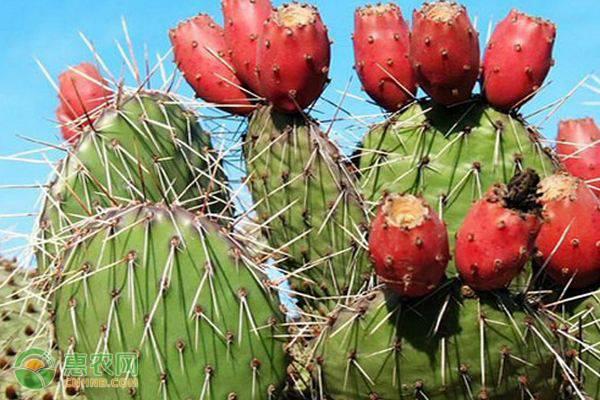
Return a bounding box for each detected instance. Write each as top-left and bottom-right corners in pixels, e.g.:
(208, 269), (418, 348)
(313, 284), (563, 399)
(51, 204), (287, 399)
(3, 1), (596, 400)
(359, 100), (557, 239)
(37, 91), (230, 272)
(244, 106), (371, 311)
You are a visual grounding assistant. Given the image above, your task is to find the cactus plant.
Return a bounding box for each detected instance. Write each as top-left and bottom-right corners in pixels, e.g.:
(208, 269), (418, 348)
(542, 292), (600, 399)
(0, 258), (82, 399)
(1, 1), (598, 399)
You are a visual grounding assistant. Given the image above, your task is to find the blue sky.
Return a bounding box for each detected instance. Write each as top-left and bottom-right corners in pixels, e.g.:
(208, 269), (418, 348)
(0, 0), (598, 256)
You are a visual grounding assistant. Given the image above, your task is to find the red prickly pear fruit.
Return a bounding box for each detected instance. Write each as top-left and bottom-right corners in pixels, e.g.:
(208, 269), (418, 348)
(353, 3), (417, 112)
(482, 10), (556, 111)
(56, 104), (81, 145)
(409, 1), (480, 106)
(535, 173), (600, 289)
(58, 62), (111, 119)
(170, 15), (255, 116)
(369, 193), (450, 298)
(456, 170), (542, 291)
(556, 118), (600, 196)
(256, 3), (331, 113)
(222, 0), (272, 96)
(56, 62), (111, 144)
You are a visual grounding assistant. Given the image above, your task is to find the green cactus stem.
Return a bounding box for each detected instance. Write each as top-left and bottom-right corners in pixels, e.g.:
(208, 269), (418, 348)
(541, 289), (600, 399)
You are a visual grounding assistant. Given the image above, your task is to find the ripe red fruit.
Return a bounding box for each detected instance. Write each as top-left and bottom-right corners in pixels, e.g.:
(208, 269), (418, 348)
(409, 1), (480, 106)
(353, 3), (417, 112)
(58, 62), (111, 120)
(170, 14), (254, 116)
(56, 104), (81, 144)
(456, 171), (542, 291)
(556, 118), (600, 196)
(535, 174), (600, 289)
(56, 62), (111, 144)
(222, 0), (272, 96)
(369, 194), (450, 298)
(256, 3), (331, 113)
(482, 10), (556, 111)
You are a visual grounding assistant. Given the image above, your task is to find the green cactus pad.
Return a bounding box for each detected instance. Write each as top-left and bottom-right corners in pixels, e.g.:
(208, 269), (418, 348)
(51, 204), (287, 400)
(0, 258), (83, 399)
(244, 106), (372, 312)
(358, 100), (557, 238)
(37, 91), (230, 273)
(313, 282), (565, 399)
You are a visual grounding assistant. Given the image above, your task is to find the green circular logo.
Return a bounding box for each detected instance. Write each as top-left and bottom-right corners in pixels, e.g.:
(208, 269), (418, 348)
(13, 348), (56, 390)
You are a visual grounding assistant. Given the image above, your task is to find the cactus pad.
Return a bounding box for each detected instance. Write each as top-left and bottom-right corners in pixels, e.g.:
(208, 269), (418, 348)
(51, 204), (287, 399)
(359, 100), (556, 236)
(244, 106), (371, 311)
(37, 91), (230, 272)
(542, 292), (600, 399)
(314, 283), (564, 399)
